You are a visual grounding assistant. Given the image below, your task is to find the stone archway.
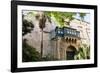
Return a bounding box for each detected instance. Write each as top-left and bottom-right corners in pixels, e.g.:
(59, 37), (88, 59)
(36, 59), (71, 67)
(66, 45), (77, 60)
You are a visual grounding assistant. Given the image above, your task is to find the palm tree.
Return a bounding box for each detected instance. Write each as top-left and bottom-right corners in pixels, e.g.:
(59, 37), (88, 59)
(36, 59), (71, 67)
(38, 12), (46, 58)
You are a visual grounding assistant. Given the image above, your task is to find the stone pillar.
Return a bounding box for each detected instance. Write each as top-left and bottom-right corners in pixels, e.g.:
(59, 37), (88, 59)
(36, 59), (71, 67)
(56, 37), (61, 60)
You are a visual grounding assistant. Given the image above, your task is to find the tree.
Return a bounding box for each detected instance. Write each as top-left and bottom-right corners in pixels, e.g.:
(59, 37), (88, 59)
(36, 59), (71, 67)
(79, 13), (86, 21)
(38, 13), (47, 57)
(22, 39), (41, 62)
(22, 13), (39, 62)
(22, 14), (34, 36)
(45, 12), (76, 27)
(74, 45), (90, 60)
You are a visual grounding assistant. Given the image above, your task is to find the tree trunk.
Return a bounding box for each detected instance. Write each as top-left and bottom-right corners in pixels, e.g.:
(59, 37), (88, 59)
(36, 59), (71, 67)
(41, 29), (43, 58)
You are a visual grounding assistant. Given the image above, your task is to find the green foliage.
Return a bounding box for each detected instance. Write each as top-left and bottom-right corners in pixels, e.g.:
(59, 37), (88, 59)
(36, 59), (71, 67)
(22, 19), (34, 36)
(27, 12), (35, 16)
(42, 54), (58, 61)
(75, 45), (90, 60)
(22, 39), (41, 62)
(42, 56), (53, 61)
(22, 39), (59, 62)
(79, 13), (86, 20)
(76, 47), (86, 59)
(44, 12), (76, 27)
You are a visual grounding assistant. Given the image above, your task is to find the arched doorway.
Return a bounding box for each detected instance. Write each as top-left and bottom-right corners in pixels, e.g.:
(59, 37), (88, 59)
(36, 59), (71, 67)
(66, 45), (76, 60)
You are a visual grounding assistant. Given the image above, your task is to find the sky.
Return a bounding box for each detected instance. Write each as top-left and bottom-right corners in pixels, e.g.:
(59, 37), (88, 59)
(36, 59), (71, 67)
(74, 13), (90, 23)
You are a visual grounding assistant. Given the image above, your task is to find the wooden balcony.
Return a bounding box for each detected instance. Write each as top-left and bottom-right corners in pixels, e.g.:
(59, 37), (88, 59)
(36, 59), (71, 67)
(50, 27), (80, 39)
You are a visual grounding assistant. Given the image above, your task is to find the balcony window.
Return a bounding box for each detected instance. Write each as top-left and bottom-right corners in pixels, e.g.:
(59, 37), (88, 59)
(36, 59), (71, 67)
(58, 31), (61, 34)
(67, 30), (69, 34)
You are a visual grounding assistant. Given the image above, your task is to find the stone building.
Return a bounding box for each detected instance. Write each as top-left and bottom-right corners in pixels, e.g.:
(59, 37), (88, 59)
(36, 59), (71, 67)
(50, 27), (81, 60)
(70, 19), (90, 46)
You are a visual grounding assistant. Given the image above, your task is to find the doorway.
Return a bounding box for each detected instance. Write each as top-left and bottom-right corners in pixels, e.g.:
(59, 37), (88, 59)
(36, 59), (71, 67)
(66, 46), (76, 60)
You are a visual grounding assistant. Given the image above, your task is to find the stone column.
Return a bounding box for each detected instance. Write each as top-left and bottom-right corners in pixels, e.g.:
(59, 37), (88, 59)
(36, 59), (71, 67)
(56, 37), (61, 60)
